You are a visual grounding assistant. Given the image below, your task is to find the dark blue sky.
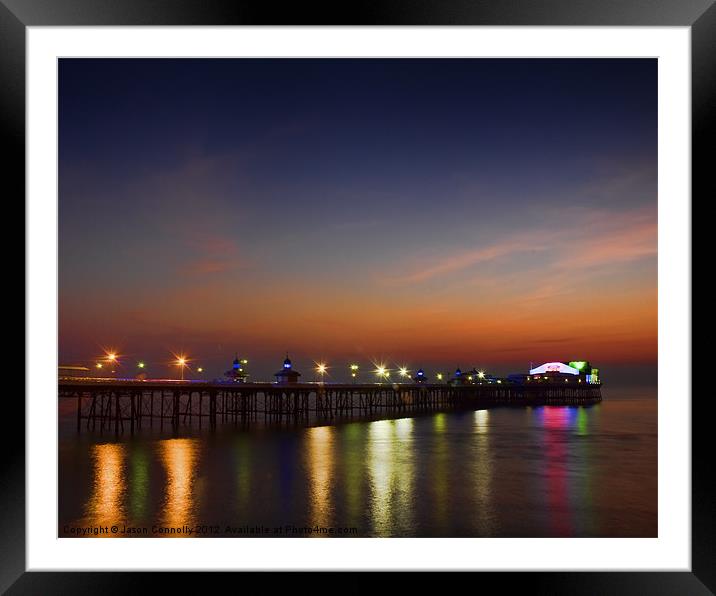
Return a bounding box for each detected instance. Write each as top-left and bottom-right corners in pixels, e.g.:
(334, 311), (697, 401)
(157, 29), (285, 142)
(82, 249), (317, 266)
(59, 59), (657, 381)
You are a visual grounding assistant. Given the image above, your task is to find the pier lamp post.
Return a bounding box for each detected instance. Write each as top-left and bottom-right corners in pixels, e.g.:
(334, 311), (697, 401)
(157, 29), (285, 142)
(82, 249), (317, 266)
(137, 362), (145, 369)
(104, 352), (119, 375)
(176, 356), (188, 381)
(375, 366), (389, 383)
(316, 363), (327, 383)
(436, 372), (444, 382)
(399, 367), (409, 382)
(350, 364), (359, 382)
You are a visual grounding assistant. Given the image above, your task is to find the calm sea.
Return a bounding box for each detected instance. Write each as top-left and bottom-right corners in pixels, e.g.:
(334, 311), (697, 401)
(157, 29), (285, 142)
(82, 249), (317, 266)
(58, 388), (657, 537)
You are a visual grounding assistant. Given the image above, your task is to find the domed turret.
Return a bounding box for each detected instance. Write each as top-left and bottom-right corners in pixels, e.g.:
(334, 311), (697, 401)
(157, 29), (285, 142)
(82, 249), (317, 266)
(275, 353), (301, 384)
(224, 353), (248, 383)
(450, 367), (468, 386)
(414, 367), (428, 383)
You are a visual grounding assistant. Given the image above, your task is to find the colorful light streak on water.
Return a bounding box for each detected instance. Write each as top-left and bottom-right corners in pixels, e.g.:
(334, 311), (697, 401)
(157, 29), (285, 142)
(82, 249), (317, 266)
(158, 438), (199, 534)
(307, 426), (335, 531)
(85, 443), (126, 531)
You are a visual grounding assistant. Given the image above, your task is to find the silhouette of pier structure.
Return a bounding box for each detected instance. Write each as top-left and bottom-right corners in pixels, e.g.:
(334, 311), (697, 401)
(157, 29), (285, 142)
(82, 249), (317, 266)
(59, 379), (602, 435)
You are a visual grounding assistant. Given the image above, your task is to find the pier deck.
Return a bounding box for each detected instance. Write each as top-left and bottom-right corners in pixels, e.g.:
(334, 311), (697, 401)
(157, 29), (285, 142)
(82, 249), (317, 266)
(59, 378), (602, 434)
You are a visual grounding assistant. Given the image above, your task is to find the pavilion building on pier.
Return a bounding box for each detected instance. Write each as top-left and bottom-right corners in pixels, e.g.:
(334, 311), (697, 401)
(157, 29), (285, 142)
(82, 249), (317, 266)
(224, 355), (249, 383)
(274, 354), (302, 385)
(527, 361), (600, 384)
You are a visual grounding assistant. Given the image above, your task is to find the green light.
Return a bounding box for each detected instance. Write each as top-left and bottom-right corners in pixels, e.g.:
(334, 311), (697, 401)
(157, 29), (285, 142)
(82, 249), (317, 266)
(569, 361), (587, 370)
(137, 362), (145, 368)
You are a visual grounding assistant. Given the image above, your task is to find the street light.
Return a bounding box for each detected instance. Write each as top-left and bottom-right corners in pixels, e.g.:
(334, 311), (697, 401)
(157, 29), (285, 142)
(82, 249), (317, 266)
(436, 373), (444, 381)
(399, 366), (409, 379)
(174, 355), (189, 381)
(349, 364), (359, 382)
(316, 362), (327, 382)
(375, 365), (390, 382)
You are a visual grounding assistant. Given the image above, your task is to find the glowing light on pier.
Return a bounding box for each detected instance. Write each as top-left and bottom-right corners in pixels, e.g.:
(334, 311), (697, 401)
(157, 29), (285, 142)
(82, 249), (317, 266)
(172, 353), (190, 381)
(374, 364), (389, 380)
(478, 371), (485, 379)
(399, 367), (409, 378)
(315, 362), (328, 380)
(137, 362), (145, 369)
(103, 350), (120, 364)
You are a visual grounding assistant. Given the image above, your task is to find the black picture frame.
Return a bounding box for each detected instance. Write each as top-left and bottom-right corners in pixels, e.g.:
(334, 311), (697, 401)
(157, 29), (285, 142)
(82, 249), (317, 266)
(5, 0), (709, 593)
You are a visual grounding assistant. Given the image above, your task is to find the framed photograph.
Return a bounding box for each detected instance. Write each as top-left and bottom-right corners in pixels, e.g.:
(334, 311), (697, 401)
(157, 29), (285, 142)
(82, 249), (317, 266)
(8, 0), (709, 592)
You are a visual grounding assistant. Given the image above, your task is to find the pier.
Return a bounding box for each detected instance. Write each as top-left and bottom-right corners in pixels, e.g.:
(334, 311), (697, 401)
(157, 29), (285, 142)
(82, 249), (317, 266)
(59, 379), (602, 435)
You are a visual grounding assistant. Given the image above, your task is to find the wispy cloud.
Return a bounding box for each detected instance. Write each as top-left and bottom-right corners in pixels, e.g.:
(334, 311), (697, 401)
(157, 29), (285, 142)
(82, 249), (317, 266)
(390, 238), (547, 285)
(386, 206), (655, 287)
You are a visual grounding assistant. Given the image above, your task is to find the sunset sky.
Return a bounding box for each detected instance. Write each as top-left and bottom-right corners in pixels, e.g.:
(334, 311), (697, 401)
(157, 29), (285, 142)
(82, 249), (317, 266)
(59, 58), (657, 383)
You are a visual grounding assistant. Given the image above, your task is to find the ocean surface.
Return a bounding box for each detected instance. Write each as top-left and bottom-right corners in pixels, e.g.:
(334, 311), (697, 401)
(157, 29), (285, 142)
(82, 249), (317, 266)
(58, 388), (657, 537)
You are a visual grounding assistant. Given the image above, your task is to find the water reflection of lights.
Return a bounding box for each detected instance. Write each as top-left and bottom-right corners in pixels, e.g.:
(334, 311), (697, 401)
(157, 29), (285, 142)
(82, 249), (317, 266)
(473, 409), (495, 533)
(130, 447), (149, 521)
(87, 443), (126, 527)
(576, 407), (589, 436)
(234, 436), (251, 515)
(537, 407), (576, 536)
(307, 426), (335, 529)
(394, 417), (413, 441)
(159, 438), (199, 531)
(474, 409), (489, 433)
(430, 413), (449, 530)
(367, 419), (414, 534)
